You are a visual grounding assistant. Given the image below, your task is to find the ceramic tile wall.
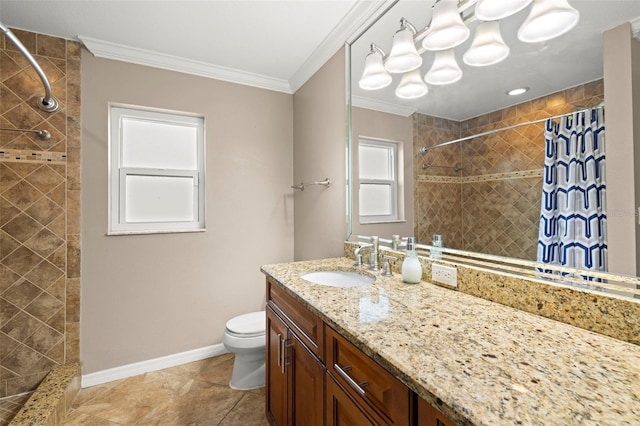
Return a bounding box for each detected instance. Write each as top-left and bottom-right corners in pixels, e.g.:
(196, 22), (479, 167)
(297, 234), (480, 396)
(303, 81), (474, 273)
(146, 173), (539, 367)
(0, 29), (81, 398)
(413, 116), (462, 248)
(414, 80), (604, 259)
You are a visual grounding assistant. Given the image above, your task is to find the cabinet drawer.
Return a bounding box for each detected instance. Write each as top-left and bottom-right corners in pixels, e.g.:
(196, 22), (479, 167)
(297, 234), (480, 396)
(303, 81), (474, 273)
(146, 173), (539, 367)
(267, 278), (324, 361)
(326, 326), (410, 425)
(327, 373), (388, 426)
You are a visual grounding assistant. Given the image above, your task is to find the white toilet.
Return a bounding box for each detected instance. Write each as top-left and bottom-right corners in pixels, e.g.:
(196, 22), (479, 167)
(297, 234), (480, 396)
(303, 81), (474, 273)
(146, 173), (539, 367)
(222, 311), (266, 390)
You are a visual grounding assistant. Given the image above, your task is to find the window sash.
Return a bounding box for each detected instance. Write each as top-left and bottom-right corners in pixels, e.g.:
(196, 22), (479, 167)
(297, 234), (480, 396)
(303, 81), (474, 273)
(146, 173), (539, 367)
(118, 168), (200, 227)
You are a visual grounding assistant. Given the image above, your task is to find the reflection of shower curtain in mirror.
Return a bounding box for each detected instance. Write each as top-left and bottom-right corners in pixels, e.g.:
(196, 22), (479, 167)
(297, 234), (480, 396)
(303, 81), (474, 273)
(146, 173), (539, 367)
(537, 108), (606, 275)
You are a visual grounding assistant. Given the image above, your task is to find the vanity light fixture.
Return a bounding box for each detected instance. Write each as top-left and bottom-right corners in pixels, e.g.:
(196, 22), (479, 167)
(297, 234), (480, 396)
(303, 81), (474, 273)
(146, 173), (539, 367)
(507, 87), (529, 96)
(385, 18), (423, 73)
(425, 49), (463, 85)
(359, 43), (393, 90)
(463, 21), (510, 67)
(395, 69), (429, 99)
(518, 0), (580, 43)
(475, 0), (533, 21)
(422, 0), (470, 51)
(358, 0), (580, 99)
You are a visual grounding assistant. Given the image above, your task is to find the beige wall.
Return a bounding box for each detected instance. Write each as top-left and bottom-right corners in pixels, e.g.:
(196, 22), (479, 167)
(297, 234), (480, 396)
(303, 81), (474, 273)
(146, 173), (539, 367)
(81, 52), (294, 373)
(604, 22), (640, 275)
(293, 49), (347, 260)
(0, 30), (80, 397)
(352, 107), (414, 239)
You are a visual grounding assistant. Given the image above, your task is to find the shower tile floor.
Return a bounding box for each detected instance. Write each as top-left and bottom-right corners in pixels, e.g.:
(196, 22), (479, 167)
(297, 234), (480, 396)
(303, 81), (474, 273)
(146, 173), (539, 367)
(2, 353), (268, 426)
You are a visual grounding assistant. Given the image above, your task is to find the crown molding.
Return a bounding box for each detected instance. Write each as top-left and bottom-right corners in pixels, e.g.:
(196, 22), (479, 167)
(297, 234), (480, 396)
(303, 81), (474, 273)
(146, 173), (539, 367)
(288, 0), (395, 93)
(631, 16), (640, 41)
(79, 1), (395, 95)
(78, 36), (293, 94)
(352, 95), (416, 117)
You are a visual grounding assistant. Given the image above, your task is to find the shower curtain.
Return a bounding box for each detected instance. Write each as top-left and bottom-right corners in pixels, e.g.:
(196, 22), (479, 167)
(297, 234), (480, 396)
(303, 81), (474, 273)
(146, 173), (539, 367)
(537, 108), (606, 276)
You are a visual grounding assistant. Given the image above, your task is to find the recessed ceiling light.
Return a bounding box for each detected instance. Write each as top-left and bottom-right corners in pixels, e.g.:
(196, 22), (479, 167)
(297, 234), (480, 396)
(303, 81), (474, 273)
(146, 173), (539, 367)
(507, 87), (529, 96)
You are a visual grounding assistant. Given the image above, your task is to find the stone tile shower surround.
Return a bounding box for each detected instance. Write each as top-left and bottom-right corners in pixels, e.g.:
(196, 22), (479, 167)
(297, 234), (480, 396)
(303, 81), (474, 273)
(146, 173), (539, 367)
(0, 29), (81, 399)
(414, 80), (604, 259)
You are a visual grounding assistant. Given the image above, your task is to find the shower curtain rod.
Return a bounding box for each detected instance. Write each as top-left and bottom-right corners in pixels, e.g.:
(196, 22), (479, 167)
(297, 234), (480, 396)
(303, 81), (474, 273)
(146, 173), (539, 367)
(419, 105), (604, 154)
(0, 22), (59, 112)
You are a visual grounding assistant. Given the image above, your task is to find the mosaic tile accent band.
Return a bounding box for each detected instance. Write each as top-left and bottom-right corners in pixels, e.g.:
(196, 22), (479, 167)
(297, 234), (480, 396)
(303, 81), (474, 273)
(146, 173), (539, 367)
(0, 149), (67, 164)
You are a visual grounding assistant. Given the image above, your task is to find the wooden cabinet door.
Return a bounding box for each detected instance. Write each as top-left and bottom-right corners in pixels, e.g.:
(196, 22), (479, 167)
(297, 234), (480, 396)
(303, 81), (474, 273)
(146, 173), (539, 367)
(290, 331), (325, 426)
(416, 397), (457, 426)
(326, 374), (386, 426)
(266, 307), (288, 426)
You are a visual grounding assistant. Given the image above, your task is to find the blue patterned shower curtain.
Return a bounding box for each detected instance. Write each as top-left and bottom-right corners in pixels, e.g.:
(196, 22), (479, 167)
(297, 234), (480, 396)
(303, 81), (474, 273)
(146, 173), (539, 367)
(537, 108), (606, 274)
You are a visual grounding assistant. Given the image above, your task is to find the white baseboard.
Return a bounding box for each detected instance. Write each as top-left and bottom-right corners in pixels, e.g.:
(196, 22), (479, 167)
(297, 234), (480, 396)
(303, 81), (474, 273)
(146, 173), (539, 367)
(81, 343), (229, 388)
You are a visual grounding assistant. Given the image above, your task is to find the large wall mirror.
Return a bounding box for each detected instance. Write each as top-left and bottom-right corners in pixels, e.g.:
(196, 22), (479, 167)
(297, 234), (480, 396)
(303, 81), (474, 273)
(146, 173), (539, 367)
(346, 0), (640, 294)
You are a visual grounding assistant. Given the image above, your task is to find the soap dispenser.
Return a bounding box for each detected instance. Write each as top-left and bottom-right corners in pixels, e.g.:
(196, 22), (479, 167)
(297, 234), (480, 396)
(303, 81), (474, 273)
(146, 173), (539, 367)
(402, 237), (422, 284)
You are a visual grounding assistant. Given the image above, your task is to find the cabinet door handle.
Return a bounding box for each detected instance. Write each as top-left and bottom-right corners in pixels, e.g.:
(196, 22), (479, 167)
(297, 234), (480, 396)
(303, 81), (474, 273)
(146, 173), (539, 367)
(280, 337), (287, 374)
(276, 333), (282, 368)
(334, 363), (368, 397)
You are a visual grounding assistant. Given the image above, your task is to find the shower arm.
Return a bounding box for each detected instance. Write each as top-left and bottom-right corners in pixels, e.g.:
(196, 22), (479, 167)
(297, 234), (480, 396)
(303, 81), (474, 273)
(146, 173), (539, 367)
(0, 22), (59, 112)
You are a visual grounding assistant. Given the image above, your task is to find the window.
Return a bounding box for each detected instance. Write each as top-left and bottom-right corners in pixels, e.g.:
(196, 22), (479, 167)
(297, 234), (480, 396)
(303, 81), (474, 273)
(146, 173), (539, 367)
(358, 138), (399, 223)
(109, 105), (205, 234)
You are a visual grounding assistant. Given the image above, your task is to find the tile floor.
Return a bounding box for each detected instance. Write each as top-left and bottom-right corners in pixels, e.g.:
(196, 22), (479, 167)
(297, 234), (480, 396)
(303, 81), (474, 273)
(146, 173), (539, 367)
(65, 353), (269, 425)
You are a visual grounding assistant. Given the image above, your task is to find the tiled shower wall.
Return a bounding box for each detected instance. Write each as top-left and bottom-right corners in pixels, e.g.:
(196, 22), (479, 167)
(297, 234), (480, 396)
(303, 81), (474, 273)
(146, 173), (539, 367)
(414, 80), (604, 260)
(0, 29), (80, 397)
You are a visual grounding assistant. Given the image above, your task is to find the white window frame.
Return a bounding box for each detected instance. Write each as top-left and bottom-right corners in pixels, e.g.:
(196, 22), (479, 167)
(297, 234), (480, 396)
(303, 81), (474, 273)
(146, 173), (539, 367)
(358, 138), (399, 223)
(108, 104), (206, 235)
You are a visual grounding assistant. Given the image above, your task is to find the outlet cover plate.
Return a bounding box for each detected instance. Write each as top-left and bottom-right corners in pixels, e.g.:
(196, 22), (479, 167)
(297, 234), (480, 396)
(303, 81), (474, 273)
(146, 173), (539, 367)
(432, 264), (457, 287)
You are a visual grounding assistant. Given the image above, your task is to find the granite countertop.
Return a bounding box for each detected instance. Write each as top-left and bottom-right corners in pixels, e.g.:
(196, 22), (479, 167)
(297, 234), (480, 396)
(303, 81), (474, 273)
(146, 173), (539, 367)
(261, 257), (640, 426)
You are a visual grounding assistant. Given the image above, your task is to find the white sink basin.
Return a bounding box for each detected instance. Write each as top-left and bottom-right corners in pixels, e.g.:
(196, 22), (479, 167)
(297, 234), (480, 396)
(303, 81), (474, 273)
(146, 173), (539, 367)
(301, 270), (375, 287)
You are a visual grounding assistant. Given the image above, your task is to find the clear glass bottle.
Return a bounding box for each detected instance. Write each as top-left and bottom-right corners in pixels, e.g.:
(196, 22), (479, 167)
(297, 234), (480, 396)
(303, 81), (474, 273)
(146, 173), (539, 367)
(402, 237), (422, 284)
(431, 234), (443, 259)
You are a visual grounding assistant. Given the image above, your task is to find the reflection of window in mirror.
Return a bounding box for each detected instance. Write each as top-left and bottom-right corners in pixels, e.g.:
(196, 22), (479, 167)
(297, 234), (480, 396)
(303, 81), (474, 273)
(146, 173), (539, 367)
(358, 138), (403, 223)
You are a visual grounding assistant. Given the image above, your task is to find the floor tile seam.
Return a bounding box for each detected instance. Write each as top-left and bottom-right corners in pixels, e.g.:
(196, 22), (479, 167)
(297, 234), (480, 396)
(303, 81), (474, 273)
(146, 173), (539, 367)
(68, 408), (125, 425)
(159, 368), (235, 390)
(216, 392), (249, 426)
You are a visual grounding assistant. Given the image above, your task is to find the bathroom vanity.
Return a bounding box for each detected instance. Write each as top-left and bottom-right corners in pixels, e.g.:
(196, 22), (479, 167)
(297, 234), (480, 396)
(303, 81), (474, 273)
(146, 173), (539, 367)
(261, 257), (640, 426)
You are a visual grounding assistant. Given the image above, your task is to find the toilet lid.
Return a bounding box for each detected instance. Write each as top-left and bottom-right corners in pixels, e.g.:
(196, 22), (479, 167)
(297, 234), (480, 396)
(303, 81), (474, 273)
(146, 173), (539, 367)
(226, 311), (265, 335)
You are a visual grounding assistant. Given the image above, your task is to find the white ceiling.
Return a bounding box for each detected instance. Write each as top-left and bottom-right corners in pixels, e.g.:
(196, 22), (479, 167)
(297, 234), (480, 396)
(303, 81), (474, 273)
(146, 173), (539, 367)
(1, 1), (639, 120)
(0, 0), (389, 93)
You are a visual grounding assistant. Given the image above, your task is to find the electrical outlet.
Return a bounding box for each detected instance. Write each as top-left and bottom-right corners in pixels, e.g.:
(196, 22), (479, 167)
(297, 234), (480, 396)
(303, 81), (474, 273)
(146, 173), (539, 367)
(432, 264), (457, 287)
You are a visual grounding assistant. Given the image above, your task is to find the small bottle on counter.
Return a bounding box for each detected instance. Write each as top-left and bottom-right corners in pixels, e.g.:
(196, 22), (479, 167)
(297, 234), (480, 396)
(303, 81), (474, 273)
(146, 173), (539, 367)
(431, 234), (443, 259)
(402, 237), (422, 284)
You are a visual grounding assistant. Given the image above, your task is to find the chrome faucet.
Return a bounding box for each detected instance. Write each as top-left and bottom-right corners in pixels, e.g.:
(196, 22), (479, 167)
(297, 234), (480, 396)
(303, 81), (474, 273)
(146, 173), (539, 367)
(353, 243), (372, 267)
(381, 254), (397, 277)
(368, 236), (380, 271)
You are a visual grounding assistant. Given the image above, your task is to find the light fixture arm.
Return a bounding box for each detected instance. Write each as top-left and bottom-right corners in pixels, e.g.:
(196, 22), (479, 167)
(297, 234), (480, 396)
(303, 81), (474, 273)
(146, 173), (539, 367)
(399, 17), (419, 35)
(369, 43), (387, 59)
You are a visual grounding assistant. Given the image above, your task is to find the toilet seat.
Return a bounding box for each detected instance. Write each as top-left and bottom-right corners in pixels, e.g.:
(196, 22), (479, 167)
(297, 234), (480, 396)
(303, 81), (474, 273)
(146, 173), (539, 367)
(225, 311), (265, 336)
